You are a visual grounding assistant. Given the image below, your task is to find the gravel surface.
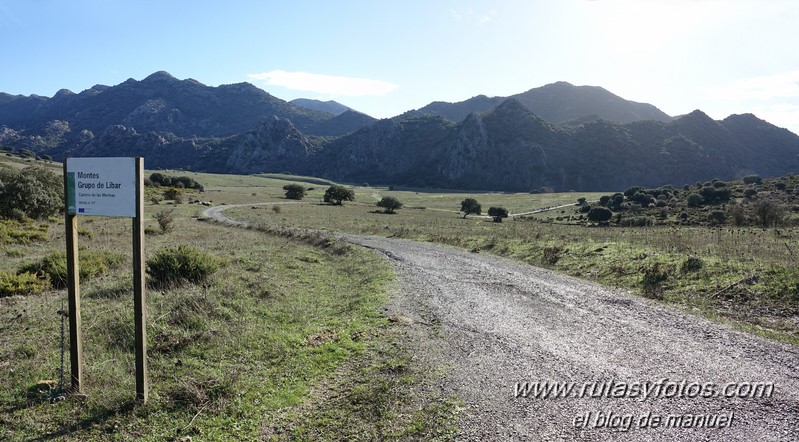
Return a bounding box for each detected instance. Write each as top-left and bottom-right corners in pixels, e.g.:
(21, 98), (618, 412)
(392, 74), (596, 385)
(205, 205), (799, 441)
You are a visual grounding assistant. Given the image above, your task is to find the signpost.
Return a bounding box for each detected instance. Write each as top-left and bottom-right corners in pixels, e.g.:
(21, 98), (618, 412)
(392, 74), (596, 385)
(63, 157), (147, 402)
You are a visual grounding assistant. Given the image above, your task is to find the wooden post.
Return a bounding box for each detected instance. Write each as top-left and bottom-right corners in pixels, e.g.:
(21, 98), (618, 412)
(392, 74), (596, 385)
(132, 157), (148, 402)
(63, 161), (83, 393)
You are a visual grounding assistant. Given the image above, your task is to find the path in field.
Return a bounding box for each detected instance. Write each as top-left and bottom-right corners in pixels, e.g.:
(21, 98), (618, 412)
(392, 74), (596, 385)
(205, 204), (799, 441)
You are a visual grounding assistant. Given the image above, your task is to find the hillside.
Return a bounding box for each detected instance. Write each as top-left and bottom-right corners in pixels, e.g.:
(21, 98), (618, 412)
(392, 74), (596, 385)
(407, 81), (672, 124)
(290, 98), (353, 116)
(0, 72), (372, 143)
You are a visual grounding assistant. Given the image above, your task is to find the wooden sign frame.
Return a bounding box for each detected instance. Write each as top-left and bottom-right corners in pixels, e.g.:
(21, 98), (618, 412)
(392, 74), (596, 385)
(63, 157), (148, 402)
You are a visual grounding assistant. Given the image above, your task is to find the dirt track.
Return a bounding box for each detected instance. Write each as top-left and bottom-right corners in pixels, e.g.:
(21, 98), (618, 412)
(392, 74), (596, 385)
(205, 205), (799, 441)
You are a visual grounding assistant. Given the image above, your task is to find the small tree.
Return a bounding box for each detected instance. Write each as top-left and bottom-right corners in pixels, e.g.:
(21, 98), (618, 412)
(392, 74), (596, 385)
(376, 196), (402, 214)
(323, 185), (355, 205)
(587, 207), (612, 224)
(460, 198), (481, 218)
(752, 199), (784, 227)
(283, 184), (306, 200)
(488, 207), (508, 223)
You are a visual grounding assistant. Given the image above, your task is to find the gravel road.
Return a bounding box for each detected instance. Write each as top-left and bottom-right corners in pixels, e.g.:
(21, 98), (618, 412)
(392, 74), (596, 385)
(205, 205), (799, 441)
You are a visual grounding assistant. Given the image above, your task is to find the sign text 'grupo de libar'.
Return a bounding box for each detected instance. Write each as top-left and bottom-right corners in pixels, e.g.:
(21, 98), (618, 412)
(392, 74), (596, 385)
(66, 157), (136, 217)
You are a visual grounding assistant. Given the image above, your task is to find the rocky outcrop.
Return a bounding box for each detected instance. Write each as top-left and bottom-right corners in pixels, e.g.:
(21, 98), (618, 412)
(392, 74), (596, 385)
(225, 117), (318, 174)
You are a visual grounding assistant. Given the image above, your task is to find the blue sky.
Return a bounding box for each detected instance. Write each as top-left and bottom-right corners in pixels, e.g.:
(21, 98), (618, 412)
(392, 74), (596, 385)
(2, 0), (798, 134)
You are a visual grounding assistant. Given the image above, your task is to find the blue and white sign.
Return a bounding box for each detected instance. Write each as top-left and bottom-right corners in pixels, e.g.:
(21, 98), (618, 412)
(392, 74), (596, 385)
(66, 157), (137, 217)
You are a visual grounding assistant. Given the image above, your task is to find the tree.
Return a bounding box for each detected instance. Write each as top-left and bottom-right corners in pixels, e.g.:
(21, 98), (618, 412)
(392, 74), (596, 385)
(376, 196), (402, 214)
(460, 198), (481, 218)
(488, 207), (508, 222)
(587, 207), (612, 224)
(323, 185), (354, 205)
(0, 166), (63, 219)
(283, 184), (306, 200)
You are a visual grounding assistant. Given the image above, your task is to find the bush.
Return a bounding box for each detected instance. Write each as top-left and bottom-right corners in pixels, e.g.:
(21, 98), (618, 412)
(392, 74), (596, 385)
(727, 204), (746, 226)
(620, 216), (652, 227)
(542, 246), (564, 265)
(283, 184), (306, 200)
(154, 209), (175, 233)
(686, 193), (704, 207)
(377, 196), (403, 214)
(587, 207), (612, 224)
(708, 210), (726, 224)
(163, 188), (183, 203)
(19, 251), (125, 289)
(743, 187), (758, 199)
(146, 245), (223, 287)
(599, 195), (611, 206)
(323, 185), (355, 205)
(487, 207), (508, 222)
(0, 166), (63, 219)
(752, 199), (784, 227)
(681, 257), (703, 273)
(743, 175), (762, 185)
(641, 264), (670, 299)
(0, 271), (49, 297)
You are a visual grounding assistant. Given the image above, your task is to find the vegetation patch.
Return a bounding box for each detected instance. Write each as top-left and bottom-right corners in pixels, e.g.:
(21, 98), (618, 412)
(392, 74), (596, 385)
(18, 251), (125, 289)
(145, 244), (224, 288)
(0, 220), (49, 245)
(0, 271), (49, 297)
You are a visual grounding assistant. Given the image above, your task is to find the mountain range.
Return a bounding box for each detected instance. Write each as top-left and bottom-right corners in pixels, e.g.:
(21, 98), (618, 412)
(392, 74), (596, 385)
(1, 71), (798, 191)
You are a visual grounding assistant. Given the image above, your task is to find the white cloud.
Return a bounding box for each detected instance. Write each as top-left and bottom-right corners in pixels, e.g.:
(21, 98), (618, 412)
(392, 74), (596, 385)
(704, 70), (799, 101)
(247, 70), (398, 97)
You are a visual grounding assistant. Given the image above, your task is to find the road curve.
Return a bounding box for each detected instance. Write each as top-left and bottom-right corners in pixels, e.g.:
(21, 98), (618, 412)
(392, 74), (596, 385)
(207, 205), (799, 441)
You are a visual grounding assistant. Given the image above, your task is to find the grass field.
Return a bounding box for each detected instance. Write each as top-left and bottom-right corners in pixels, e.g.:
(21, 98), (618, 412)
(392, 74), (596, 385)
(1, 155), (797, 440)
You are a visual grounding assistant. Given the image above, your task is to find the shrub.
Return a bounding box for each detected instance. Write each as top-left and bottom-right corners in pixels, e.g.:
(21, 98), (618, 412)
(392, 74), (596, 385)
(587, 207), (612, 224)
(599, 195), (611, 206)
(542, 246), (564, 265)
(775, 181), (787, 191)
(163, 188), (182, 202)
(620, 216), (652, 227)
(146, 245), (223, 287)
(686, 193), (704, 207)
(727, 204), (746, 226)
(743, 187), (757, 199)
(283, 184), (306, 200)
(0, 166), (63, 219)
(712, 181), (727, 188)
(19, 251), (125, 289)
(641, 264), (670, 299)
(0, 271), (49, 297)
(752, 199), (784, 227)
(487, 207), (508, 222)
(743, 175), (762, 185)
(323, 185), (355, 205)
(681, 257), (703, 273)
(623, 186), (641, 197)
(377, 196), (403, 214)
(708, 210), (726, 224)
(154, 209), (175, 233)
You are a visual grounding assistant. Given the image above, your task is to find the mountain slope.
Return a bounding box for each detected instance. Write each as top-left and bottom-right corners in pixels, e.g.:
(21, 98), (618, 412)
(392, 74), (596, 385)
(290, 98), (353, 116)
(408, 81), (672, 125)
(0, 71), (370, 141)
